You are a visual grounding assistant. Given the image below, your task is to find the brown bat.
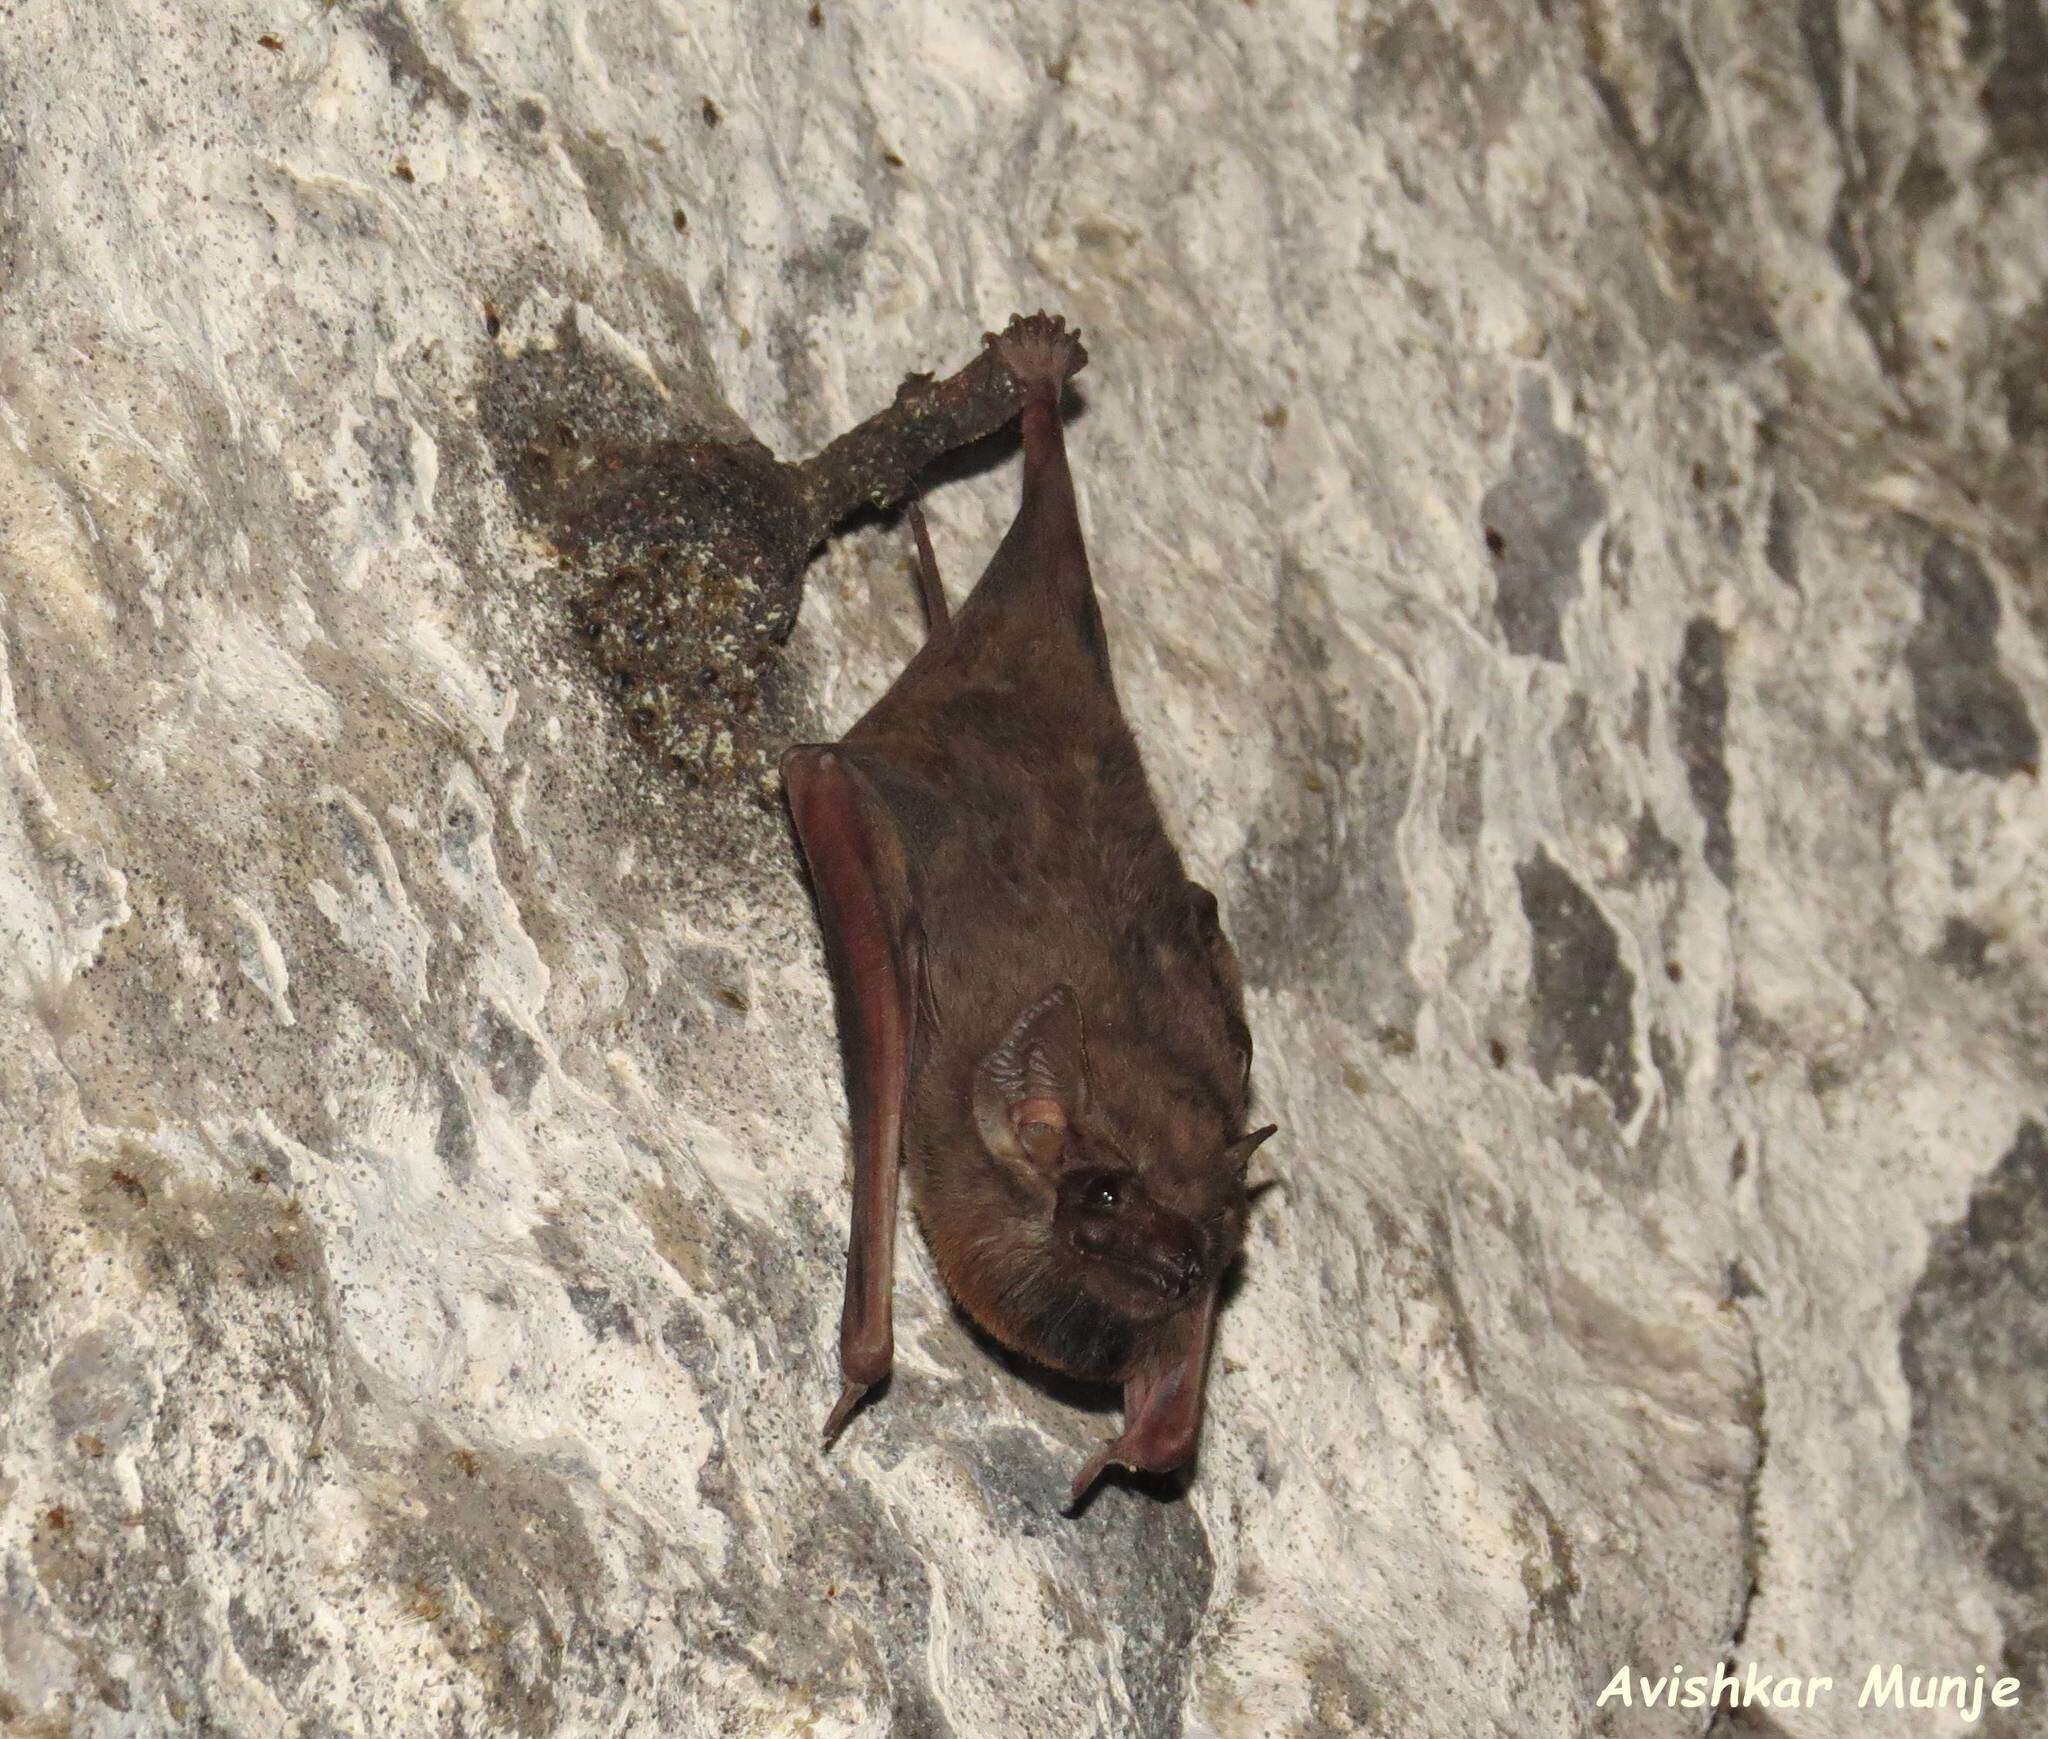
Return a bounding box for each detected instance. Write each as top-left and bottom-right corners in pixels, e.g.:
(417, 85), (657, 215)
(783, 312), (1274, 1508)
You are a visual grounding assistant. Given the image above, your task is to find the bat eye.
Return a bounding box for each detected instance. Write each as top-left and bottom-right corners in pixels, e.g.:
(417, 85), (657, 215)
(1055, 1167), (1137, 1226)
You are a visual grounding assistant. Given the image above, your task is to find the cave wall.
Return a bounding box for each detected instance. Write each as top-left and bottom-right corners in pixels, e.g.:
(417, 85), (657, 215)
(1, 0), (2044, 1733)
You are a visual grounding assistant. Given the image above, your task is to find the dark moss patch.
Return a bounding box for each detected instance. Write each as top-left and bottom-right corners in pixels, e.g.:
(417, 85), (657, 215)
(480, 309), (809, 793)
(1675, 617), (1734, 884)
(1482, 377), (1606, 662)
(1907, 539), (2039, 777)
(1516, 848), (1640, 1123)
(1901, 1121), (2048, 1723)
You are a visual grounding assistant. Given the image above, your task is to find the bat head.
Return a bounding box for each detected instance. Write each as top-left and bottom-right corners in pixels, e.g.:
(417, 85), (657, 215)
(1050, 1162), (1224, 1322)
(964, 984), (1276, 1340)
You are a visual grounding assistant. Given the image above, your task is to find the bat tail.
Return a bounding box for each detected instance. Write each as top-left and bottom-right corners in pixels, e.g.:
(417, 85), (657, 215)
(987, 310), (1088, 406)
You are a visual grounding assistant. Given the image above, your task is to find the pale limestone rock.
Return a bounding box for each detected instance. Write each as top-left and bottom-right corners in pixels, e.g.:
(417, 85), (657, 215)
(1, 1), (2042, 1734)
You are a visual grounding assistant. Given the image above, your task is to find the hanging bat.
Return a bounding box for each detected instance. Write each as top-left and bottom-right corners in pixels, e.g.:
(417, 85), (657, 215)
(783, 312), (1275, 1509)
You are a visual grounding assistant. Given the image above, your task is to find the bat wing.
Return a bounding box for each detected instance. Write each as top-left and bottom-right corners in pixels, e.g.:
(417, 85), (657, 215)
(1067, 1292), (1218, 1510)
(781, 743), (925, 1443)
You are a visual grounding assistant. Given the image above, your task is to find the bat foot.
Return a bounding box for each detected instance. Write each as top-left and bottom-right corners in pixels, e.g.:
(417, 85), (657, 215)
(821, 1380), (874, 1449)
(987, 311), (1088, 398)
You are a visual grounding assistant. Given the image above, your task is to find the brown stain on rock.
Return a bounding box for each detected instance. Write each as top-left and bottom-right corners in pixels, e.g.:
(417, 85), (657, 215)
(482, 307), (1040, 799)
(356, 1426), (614, 1737)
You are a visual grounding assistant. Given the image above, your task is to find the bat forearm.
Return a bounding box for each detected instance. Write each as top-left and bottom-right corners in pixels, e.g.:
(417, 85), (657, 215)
(783, 747), (919, 1448)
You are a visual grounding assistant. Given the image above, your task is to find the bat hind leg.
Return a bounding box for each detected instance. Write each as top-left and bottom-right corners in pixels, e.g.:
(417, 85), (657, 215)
(988, 311), (1088, 401)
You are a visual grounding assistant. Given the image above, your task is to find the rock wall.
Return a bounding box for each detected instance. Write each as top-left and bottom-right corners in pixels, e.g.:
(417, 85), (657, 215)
(1, 0), (2043, 1733)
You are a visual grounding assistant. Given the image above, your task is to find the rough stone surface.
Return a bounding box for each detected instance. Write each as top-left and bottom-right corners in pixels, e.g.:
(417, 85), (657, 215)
(1, 1), (2043, 1735)
(1904, 1120), (2048, 1738)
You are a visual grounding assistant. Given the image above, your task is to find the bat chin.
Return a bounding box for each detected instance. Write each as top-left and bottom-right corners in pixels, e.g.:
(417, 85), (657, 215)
(954, 1258), (1152, 1386)
(1073, 1265), (1195, 1326)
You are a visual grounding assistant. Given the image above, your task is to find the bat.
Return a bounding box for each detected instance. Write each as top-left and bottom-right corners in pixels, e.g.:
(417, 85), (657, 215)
(783, 312), (1275, 1509)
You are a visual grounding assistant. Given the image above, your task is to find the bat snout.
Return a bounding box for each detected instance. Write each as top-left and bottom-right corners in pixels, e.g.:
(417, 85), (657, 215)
(1146, 1245), (1204, 1294)
(1069, 1207), (1206, 1303)
(1148, 1242), (1203, 1301)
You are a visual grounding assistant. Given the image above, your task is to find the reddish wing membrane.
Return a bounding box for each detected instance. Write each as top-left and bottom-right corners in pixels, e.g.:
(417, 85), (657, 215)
(781, 745), (921, 1444)
(1067, 1290), (1219, 1510)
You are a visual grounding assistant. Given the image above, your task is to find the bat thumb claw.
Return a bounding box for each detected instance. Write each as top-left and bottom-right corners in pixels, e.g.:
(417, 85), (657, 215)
(821, 1381), (871, 1449)
(1063, 1445), (1121, 1514)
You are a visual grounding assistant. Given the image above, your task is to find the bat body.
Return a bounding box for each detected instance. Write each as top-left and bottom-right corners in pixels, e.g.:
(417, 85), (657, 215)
(783, 314), (1273, 1507)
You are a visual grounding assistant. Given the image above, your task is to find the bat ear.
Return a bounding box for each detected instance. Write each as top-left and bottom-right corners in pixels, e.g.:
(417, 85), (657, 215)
(974, 985), (1088, 1171)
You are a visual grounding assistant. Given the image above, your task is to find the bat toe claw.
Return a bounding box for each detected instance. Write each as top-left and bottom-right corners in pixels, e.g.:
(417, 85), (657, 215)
(989, 311), (1088, 396)
(821, 1380), (872, 1449)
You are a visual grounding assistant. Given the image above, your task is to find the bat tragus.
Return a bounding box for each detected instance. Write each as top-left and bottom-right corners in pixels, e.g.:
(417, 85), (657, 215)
(783, 313), (1275, 1509)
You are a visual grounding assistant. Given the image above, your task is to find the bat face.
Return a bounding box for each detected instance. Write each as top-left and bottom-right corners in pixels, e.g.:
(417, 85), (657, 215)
(1055, 1164), (1213, 1324)
(913, 1012), (1257, 1390)
(783, 313), (1275, 1508)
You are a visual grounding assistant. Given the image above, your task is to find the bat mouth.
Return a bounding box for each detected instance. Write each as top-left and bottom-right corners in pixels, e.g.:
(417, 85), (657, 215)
(1065, 1244), (1201, 1323)
(1070, 1224), (1200, 1300)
